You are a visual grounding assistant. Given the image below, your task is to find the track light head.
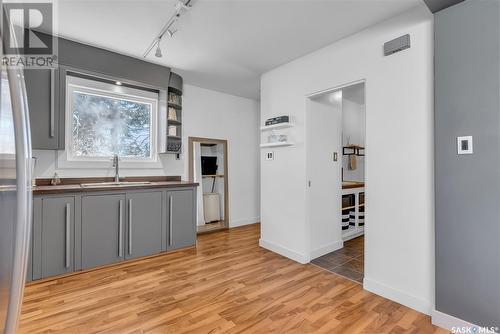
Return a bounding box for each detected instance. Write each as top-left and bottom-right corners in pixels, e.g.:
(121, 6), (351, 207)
(155, 44), (162, 58)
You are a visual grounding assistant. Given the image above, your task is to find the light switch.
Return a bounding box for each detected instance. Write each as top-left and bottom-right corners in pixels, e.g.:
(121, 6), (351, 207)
(265, 151), (274, 161)
(457, 136), (473, 155)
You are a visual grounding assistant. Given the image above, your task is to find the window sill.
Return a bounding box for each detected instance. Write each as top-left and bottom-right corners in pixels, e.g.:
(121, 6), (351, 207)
(56, 151), (164, 169)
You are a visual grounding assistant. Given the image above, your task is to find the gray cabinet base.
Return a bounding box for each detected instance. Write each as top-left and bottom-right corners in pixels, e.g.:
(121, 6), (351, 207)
(31, 186), (196, 281)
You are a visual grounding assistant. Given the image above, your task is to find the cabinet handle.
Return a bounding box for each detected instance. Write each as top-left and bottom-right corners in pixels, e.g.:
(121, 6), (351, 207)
(118, 200), (123, 257)
(50, 69), (55, 138)
(128, 199), (132, 255)
(169, 195), (173, 246)
(65, 203), (70, 268)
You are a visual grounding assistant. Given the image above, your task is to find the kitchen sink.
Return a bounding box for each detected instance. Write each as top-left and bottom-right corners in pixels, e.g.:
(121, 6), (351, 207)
(80, 181), (152, 188)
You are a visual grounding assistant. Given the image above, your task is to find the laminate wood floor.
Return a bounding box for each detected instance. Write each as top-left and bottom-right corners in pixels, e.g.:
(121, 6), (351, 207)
(20, 224), (447, 333)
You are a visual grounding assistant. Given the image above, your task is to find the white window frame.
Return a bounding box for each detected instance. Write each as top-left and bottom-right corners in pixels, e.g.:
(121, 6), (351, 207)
(57, 75), (163, 169)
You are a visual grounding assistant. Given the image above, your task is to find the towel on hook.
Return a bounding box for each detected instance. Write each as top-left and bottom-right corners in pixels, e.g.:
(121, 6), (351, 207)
(349, 154), (357, 170)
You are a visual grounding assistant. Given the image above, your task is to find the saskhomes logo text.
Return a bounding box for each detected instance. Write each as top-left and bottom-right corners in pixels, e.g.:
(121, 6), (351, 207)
(2, 2), (57, 69)
(452, 326), (499, 334)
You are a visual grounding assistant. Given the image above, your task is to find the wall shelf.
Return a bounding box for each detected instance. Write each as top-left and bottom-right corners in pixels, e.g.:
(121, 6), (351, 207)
(343, 145), (365, 156)
(168, 102), (182, 110)
(260, 142), (294, 148)
(260, 122), (294, 131)
(164, 72), (183, 154)
(168, 119), (182, 125)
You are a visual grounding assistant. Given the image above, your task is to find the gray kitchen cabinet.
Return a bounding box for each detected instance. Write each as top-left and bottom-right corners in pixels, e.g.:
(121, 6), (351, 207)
(26, 220), (33, 282)
(166, 189), (196, 250)
(32, 198), (42, 280)
(125, 191), (162, 260)
(24, 68), (63, 150)
(40, 197), (75, 278)
(29, 185), (197, 281)
(81, 194), (125, 269)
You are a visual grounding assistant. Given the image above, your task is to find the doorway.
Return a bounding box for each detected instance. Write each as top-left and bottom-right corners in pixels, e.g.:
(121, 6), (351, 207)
(188, 137), (229, 234)
(307, 82), (366, 284)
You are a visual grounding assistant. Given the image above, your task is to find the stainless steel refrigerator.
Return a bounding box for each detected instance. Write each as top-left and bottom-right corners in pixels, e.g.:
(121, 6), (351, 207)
(0, 3), (33, 332)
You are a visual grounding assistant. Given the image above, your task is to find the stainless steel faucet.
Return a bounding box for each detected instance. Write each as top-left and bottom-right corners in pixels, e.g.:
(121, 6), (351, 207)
(112, 154), (120, 182)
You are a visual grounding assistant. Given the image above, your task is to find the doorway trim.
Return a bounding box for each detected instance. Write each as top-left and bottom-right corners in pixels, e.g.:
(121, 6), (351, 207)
(305, 79), (367, 261)
(306, 79), (366, 98)
(188, 136), (229, 233)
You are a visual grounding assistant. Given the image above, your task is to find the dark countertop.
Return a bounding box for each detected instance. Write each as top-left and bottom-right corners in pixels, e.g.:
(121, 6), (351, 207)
(33, 177), (198, 195)
(33, 181), (198, 195)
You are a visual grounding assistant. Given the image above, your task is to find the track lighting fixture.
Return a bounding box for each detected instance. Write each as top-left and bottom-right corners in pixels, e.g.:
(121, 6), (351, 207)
(143, 0), (193, 58)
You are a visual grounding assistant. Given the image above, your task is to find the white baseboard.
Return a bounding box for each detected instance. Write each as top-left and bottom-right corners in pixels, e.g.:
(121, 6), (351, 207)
(431, 309), (498, 334)
(259, 239), (309, 264)
(310, 240), (343, 260)
(363, 277), (432, 315)
(229, 217), (260, 228)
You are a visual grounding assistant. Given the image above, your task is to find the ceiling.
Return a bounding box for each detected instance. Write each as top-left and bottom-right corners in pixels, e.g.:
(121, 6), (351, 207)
(422, 0), (464, 13)
(56, 0), (424, 100)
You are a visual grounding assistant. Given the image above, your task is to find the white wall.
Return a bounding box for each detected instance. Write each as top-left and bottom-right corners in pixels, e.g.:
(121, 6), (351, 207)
(182, 85), (260, 228)
(34, 83), (260, 228)
(342, 84), (365, 182)
(260, 5), (434, 315)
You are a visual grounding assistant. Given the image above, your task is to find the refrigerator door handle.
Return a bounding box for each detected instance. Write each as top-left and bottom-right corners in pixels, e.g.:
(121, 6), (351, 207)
(3, 25), (33, 334)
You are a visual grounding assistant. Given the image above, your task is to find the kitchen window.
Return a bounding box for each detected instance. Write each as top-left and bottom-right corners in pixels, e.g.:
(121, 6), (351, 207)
(61, 75), (161, 168)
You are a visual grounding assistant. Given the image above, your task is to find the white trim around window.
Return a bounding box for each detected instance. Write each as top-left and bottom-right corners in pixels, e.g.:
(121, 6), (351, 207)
(57, 74), (164, 169)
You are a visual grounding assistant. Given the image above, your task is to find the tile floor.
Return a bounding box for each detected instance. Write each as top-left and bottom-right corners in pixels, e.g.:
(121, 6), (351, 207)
(197, 220), (226, 234)
(311, 235), (364, 283)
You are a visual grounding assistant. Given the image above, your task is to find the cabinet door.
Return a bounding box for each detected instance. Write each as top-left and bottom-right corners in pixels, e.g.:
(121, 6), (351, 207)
(82, 194), (125, 269)
(26, 219), (33, 282)
(125, 192), (162, 260)
(41, 197), (74, 278)
(167, 189), (196, 250)
(25, 68), (62, 150)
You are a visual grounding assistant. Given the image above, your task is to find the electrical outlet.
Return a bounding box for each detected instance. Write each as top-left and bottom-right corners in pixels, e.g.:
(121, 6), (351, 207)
(265, 151), (274, 161)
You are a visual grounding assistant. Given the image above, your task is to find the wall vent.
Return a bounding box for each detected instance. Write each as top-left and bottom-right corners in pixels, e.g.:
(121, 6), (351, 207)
(384, 34), (411, 56)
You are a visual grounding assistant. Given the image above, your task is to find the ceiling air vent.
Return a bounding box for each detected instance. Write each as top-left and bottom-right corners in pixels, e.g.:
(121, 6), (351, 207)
(384, 34), (410, 56)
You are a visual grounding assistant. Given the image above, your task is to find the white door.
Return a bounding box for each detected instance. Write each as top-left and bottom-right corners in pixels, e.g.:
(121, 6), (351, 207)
(306, 91), (342, 259)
